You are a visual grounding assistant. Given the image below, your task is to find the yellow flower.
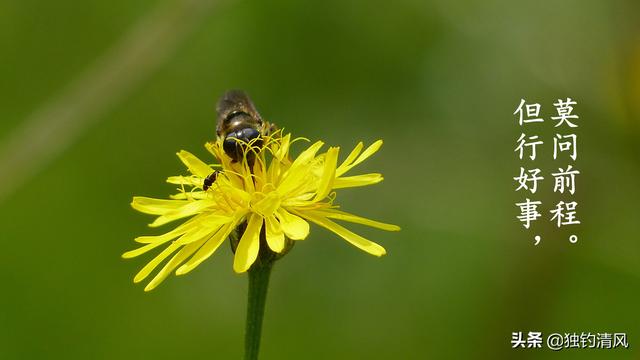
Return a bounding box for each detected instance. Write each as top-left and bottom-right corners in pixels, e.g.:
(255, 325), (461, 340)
(124, 132), (400, 291)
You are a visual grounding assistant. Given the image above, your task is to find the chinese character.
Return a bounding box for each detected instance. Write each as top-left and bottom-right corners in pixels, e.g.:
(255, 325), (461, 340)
(526, 332), (543, 348)
(613, 333), (629, 348)
(550, 201), (580, 227)
(565, 333), (580, 348)
(515, 133), (544, 160)
(516, 199), (542, 229)
(514, 99), (543, 125)
(551, 165), (580, 194)
(511, 332), (526, 348)
(553, 134), (577, 161)
(552, 98), (579, 127)
(598, 333), (612, 349)
(514, 167), (544, 193)
(580, 332), (596, 348)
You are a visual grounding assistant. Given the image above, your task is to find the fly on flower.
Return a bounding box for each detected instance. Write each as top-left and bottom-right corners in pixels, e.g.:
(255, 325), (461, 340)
(215, 90), (277, 163)
(204, 90), (276, 190)
(124, 90), (400, 291)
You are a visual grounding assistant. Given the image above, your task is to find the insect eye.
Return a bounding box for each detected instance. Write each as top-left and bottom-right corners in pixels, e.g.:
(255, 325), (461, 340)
(223, 136), (241, 161)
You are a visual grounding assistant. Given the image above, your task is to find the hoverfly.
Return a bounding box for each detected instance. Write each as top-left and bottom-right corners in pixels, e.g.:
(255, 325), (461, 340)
(203, 90), (276, 191)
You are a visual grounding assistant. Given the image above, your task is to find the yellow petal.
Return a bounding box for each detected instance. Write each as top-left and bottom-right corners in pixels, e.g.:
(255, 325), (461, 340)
(143, 238), (207, 291)
(278, 141), (324, 194)
(176, 224), (222, 245)
(276, 208), (309, 240)
(241, 165), (256, 194)
(285, 192), (314, 203)
(166, 175), (202, 186)
(292, 141), (324, 167)
(170, 191), (208, 200)
(300, 212), (386, 256)
(274, 133), (291, 160)
(124, 218), (198, 256)
(333, 173), (383, 189)
(149, 200), (216, 227)
(267, 155), (282, 185)
(251, 192), (281, 218)
(353, 140), (383, 167)
(170, 215), (233, 250)
(233, 213), (263, 273)
(131, 218), (195, 245)
(123, 240), (169, 259)
(252, 158), (268, 190)
(133, 242), (181, 283)
(131, 197), (186, 215)
(336, 140), (382, 176)
(313, 147), (339, 201)
(199, 214), (234, 227)
(336, 142), (363, 176)
(265, 215), (285, 252)
(308, 209), (400, 231)
(175, 219), (238, 275)
(177, 150), (212, 178)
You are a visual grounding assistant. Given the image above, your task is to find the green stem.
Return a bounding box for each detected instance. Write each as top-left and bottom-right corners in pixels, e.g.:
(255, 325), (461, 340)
(244, 261), (273, 360)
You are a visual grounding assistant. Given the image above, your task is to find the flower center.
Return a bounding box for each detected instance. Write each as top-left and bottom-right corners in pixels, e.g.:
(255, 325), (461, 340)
(249, 190), (281, 218)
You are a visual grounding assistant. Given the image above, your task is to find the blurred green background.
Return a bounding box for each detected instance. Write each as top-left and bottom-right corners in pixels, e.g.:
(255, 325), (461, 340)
(1, 0), (638, 359)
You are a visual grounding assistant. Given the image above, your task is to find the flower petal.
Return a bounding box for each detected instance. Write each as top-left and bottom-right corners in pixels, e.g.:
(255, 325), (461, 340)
(352, 140), (383, 167)
(291, 141), (324, 167)
(313, 147), (339, 201)
(267, 154), (282, 184)
(233, 213), (263, 273)
(276, 208), (309, 240)
(177, 150), (212, 177)
(143, 237), (208, 291)
(308, 209), (400, 231)
(274, 133), (291, 160)
(300, 212), (386, 256)
(149, 200), (216, 227)
(336, 142), (363, 176)
(132, 242), (181, 283)
(124, 218), (199, 256)
(170, 191), (208, 200)
(166, 175), (203, 186)
(336, 140), (382, 176)
(265, 215), (285, 252)
(175, 219), (239, 275)
(251, 192), (281, 218)
(176, 224), (222, 245)
(132, 221), (191, 245)
(333, 173), (383, 189)
(131, 197), (186, 215)
(278, 141), (324, 194)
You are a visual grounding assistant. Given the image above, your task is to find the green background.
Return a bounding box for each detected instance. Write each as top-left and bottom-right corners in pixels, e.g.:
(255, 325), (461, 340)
(1, 0), (638, 359)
